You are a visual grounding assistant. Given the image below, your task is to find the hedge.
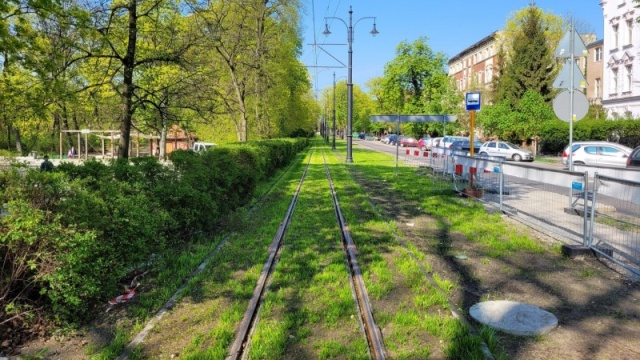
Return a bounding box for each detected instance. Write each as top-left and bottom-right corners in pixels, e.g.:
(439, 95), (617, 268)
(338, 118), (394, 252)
(538, 119), (640, 155)
(0, 137), (309, 330)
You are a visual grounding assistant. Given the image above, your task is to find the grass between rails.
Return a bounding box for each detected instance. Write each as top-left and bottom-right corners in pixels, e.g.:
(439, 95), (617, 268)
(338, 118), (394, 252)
(248, 149), (368, 359)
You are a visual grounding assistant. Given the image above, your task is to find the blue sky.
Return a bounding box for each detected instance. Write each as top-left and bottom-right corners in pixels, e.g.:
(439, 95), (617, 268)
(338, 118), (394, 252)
(300, 0), (605, 97)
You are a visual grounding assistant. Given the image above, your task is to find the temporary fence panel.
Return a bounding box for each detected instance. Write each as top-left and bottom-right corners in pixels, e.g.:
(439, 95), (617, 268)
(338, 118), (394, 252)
(589, 174), (640, 276)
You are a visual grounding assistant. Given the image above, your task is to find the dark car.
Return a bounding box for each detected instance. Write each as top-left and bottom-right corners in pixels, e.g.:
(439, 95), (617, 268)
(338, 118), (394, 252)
(387, 134), (400, 145)
(450, 140), (483, 153)
(628, 146), (640, 167)
(399, 136), (418, 147)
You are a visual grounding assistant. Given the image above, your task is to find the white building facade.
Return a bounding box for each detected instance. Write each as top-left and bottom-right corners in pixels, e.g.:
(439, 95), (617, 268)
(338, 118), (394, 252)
(602, 0), (640, 118)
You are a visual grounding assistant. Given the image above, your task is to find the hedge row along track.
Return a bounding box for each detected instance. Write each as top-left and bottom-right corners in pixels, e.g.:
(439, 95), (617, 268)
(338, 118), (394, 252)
(227, 149), (387, 360)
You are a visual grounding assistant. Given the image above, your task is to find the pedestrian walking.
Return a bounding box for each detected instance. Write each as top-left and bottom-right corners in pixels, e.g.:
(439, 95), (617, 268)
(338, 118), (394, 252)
(40, 155), (54, 171)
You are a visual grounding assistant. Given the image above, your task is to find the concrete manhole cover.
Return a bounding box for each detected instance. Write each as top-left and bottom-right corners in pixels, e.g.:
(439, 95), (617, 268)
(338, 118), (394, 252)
(469, 300), (558, 336)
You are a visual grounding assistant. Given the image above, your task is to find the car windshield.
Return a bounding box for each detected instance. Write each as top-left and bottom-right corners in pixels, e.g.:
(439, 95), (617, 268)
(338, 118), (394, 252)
(505, 142), (520, 149)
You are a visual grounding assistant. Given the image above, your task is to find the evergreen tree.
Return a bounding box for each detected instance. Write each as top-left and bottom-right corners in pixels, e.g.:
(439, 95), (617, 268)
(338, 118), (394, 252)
(494, 4), (557, 108)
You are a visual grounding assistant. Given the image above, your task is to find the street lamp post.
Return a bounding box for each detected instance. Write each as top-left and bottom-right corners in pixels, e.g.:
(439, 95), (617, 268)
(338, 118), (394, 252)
(332, 72), (336, 150)
(324, 6), (378, 163)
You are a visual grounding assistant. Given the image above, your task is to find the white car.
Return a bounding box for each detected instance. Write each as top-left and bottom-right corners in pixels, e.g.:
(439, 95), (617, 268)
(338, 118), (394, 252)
(192, 142), (217, 152)
(478, 141), (534, 161)
(562, 141), (632, 167)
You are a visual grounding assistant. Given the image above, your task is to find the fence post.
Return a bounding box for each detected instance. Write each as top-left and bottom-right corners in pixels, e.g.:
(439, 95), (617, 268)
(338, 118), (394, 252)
(582, 171), (589, 246)
(588, 172), (599, 247)
(499, 161), (504, 212)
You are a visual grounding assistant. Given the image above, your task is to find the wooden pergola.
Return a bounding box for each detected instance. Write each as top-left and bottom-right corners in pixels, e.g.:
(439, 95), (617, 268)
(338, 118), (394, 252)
(59, 130), (161, 160)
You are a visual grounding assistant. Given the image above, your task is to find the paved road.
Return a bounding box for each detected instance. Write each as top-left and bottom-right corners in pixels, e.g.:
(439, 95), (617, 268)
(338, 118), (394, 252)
(353, 139), (566, 170)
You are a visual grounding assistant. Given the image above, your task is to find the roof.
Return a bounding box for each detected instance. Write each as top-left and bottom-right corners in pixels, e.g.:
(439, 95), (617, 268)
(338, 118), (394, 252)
(448, 31), (499, 64)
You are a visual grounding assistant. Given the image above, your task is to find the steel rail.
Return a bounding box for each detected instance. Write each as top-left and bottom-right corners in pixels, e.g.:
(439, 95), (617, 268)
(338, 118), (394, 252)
(226, 153), (313, 360)
(115, 154), (304, 360)
(322, 152), (387, 360)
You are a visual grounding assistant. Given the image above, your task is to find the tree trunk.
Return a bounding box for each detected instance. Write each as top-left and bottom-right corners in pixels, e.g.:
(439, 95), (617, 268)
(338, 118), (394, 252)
(118, 0), (138, 159)
(13, 127), (22, 154)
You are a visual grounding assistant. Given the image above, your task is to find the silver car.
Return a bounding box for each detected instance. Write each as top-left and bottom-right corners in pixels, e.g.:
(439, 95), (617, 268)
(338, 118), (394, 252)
(478, 141), (534, 161)
(562, 141), (632, 167)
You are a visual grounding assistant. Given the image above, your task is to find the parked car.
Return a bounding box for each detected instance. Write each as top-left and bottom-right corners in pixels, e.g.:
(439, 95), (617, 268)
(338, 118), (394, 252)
(562, 141), (632, 167)
(451, 139), (483, 153)
(381, 134), (391, 144)
(442, 136), (468, 149)
(431, 137), (443, 149)
(400, 136), (418, 147)
(357, 133), (366, 140)
(628, 146), (640, 168)
(387, 134), (400, 145)
(418, 137), (432, 150)
(479, 141), (534, 161)
(192, 142), (217, 152)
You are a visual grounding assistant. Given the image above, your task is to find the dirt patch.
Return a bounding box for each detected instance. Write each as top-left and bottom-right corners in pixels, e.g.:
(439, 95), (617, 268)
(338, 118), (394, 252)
(349, 167), (640, 360)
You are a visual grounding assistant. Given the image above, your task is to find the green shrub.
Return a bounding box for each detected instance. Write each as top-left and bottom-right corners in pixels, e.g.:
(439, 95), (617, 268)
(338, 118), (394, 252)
(1, 139), (307, 327)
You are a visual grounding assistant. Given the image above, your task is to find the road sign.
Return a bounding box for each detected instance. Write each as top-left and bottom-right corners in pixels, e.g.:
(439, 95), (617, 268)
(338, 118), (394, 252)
(555, 29), (587, 58)
(553, 62), (587, 89)
(465, 92), (481, 111)
(369, 115), (457, 123)
(552, 90), (589, 122)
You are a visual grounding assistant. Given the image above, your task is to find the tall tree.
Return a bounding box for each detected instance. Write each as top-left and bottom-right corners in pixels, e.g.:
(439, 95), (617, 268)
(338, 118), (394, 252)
(80, 0), (200, 158)
(493, 4), (558, 107)
(380, 36), (460, 137)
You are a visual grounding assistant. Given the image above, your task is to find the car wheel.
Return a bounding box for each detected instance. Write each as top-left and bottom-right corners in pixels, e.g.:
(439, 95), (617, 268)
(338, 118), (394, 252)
(513, 154), (522, 161)
(480, 152), (488, 156)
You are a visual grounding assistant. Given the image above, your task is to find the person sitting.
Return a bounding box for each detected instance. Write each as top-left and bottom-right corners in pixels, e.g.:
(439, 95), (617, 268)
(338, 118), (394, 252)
(40, 155), (54, 171)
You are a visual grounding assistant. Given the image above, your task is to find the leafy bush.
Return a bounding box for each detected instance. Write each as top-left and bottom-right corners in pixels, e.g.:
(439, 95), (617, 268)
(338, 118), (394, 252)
(539, 119), (640, 154)
(1, 138), (307, 328)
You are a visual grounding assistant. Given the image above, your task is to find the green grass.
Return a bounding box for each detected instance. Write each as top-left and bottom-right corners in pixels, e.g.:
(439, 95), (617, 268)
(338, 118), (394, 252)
(91, 138), (545, 359)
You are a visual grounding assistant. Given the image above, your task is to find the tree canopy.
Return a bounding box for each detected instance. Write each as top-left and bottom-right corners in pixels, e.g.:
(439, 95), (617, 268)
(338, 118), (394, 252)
(0, 0), (314, 157)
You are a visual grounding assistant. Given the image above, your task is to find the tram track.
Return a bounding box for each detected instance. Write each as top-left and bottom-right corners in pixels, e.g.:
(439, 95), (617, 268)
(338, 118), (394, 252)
(227, 149), (386, 359)
(115, 143), (491, 359)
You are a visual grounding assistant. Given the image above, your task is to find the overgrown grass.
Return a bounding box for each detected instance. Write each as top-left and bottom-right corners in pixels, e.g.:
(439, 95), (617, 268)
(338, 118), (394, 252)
(248, 148), (367, 359)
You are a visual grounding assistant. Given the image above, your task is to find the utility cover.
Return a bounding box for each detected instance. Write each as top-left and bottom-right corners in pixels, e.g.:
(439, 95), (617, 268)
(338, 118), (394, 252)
(470, 300), (558, 336)
(552, 90), (589, 122)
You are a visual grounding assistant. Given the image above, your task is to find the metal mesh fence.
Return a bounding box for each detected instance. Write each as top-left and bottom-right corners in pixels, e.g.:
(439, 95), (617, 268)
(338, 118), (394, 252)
(389, 146), (640, 275)
(590, 174), (640, 276)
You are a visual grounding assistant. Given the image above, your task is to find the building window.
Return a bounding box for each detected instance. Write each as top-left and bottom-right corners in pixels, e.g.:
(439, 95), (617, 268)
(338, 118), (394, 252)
(612, 68), (619, 93)
(625, 65), (632, 92)
(595, 78), (601, 98)
(627, 19), (633, 45)
(595, 47), (602, 62)
(613, 24), (619, 48)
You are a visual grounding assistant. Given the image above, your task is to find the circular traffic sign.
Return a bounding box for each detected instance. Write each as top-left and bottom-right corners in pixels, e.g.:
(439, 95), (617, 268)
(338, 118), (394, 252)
(553, 89), (589, 122)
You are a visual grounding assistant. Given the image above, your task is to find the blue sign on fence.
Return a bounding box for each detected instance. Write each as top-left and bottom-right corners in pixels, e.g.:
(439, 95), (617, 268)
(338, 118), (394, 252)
(571, 181), (583, 191)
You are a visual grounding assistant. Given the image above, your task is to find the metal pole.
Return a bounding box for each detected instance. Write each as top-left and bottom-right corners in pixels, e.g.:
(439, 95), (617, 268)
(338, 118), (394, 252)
(395, 114), (399, 176)
(569, 18), (575, 173)
(332, 72), (337, 150)
(568, 19), (576, 208)
(346, 6), (354, 163)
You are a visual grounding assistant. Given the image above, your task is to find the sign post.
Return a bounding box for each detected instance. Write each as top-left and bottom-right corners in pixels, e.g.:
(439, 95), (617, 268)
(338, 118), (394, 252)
(465, 92), (481, 158)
